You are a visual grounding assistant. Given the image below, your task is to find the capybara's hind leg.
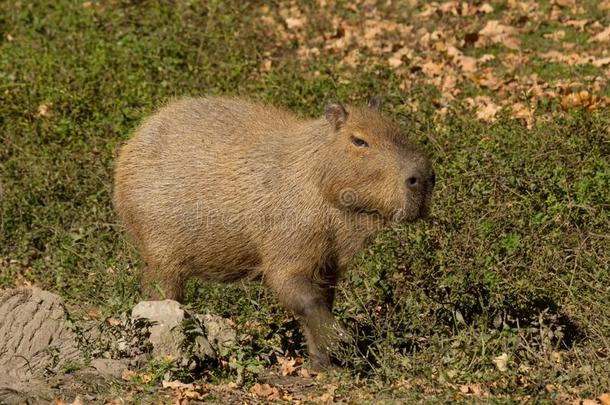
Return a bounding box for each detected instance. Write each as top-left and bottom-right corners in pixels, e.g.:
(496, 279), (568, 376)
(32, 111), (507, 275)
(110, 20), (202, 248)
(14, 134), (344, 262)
(141, 264), (186, 302)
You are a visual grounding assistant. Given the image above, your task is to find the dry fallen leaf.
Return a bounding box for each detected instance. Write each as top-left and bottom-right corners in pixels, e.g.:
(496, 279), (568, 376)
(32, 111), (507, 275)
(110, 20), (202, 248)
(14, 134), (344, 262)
(599, 393), (610, 405)
(457, 55), (477, 73)
(388, 47), (412, 68)
(511, 103), (535, 129)
(121, 369), (136, 381)
(561, 90), (595, 109)
(479, 3), (494, 13)
(70, 396), (84, 405)
(106, 317), (121, 326)
(162, 380), (195, 390)
(544, 30), (565, 40)
(87, 307), (102, 319)
(589, 26), (610, 42)
(261, 59), (272, 71)
(493, 352), (509, 372)
(421, 61), (444, 77)
(474, 96), (501, 122)
(317, 393), (334, 403)
(553, 0), (575, 7)
(478, 20), (519, 49)
(580, 400), (600, 405)
(459, 383), (485, 396)
(278, 356), (303, 376)
(250, 383), (282, 400)
(565, 19), (588, 31)
(545, 383), (558, 393)
(592, 57), (610, 67)
(37, 102), (52, 118)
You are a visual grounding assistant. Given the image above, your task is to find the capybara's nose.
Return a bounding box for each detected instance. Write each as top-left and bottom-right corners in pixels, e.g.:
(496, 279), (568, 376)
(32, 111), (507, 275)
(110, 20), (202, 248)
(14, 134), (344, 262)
(406, 169), (435, 191)
(406, 174), (422, 190)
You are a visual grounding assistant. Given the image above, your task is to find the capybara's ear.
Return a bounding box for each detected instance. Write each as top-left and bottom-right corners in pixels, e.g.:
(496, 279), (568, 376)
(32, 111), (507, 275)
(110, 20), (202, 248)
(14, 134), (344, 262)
(368, 96), (382, 111)
(325, 102), (348, 129)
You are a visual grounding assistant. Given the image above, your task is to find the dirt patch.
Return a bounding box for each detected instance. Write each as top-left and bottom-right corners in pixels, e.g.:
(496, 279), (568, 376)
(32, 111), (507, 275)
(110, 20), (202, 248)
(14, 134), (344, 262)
(0, 288), (84, 403)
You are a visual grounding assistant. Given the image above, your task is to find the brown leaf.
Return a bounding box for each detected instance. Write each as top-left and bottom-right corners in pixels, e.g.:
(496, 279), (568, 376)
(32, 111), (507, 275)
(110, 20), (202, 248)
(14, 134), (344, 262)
(87, 307), (102, 319)
(163, 380), (196, 391)
(388, 47), (412, 68)
(599, 393), (610, 405)
(106, 317), (121, 326)
(565, 19), (588, 31)
(589, 26), (610, 42)
(121, 369), (136, 381)
(592, 56), (610, 67)
(250, 383), (282, 400)
(459, 383), (485, 396)
(473, 96), (501, 122)
(472, 69), (503, 90)
(479, 3), (494, 13)
(285, 17), (305, 30)
(479, 20), (519, 49)
(278, 356), (302, 376)
(37, 102), (52, 118)
(553, 0), (575, 7)
(421, 61), (444, 77)
(545, 384), (558, 393)
(457, 55), (477, 73)
(493, 352), (509, 372)
(317, 393), (334, 403)
(544, 30), (565, 40)
(511, 103), (535, 129)
(261, 59), (272, 71)
(70, 396), (84, 405)
(561, 91), (590, 109)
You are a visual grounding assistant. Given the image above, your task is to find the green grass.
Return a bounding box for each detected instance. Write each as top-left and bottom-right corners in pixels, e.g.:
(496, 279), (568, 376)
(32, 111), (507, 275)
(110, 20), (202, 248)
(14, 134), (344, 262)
(1, 0), (609, 402)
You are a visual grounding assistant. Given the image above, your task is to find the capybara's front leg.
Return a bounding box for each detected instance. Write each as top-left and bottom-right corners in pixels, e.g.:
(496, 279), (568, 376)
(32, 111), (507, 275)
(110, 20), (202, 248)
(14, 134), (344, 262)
(141, 264), (186, 302)
(265, 270), (342, 370)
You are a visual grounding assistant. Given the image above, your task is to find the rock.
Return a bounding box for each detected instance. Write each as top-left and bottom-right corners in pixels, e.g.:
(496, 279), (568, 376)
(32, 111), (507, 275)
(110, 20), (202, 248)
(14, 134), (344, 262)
(198, 314), (238, 357)
(130, 300), (237, 361)
(90, 358), (130, 378)
(132, 300), (186, 359)
(194, 334), (216, 359)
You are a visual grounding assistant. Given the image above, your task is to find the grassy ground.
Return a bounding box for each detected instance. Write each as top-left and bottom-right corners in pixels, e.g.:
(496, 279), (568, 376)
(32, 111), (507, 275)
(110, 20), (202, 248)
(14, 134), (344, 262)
(1, 0), (609, 403)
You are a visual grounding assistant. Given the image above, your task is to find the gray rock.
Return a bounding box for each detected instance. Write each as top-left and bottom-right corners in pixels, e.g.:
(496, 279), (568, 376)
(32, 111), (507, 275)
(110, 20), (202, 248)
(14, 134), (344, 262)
(198, 314), (238, 357)
(90, 358), (130, 378)
(131, 300), (186, 360)
(130, 300), (237, 361)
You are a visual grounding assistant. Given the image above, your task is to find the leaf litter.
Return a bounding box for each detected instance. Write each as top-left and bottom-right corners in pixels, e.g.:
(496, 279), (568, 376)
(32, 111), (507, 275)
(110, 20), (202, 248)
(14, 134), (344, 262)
(256, 0), (609, 125)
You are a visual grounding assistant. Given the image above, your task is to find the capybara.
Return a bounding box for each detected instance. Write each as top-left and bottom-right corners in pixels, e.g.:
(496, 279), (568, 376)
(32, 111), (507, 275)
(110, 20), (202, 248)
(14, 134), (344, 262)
(114, 96), (435, 368)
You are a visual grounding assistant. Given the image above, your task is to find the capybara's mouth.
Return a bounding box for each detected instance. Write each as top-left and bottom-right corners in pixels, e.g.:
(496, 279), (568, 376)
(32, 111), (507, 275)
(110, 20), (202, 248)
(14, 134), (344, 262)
(397, 198), (431, 223)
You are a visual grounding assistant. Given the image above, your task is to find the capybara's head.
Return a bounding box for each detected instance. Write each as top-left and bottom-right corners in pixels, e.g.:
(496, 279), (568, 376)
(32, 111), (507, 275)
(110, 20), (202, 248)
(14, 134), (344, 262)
(320, 98), (435, 222)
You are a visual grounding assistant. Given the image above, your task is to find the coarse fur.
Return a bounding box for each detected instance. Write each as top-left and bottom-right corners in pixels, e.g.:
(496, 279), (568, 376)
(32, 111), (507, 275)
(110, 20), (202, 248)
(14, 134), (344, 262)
(114, 96), (435, 368)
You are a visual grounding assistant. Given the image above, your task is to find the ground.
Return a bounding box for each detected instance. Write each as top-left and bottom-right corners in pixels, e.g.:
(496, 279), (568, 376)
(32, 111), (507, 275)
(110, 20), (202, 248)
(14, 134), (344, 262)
(0, 0), (609, 403)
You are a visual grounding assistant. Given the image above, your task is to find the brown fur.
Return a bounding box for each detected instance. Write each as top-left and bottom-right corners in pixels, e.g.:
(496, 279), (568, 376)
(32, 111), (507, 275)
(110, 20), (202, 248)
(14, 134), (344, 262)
(114, 96), (434, 368)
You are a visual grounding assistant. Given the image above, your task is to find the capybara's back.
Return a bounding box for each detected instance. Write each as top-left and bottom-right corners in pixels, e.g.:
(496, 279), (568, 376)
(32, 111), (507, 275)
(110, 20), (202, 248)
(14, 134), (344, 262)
(114, 96), (435, 368)
(115, 98), (305, 293)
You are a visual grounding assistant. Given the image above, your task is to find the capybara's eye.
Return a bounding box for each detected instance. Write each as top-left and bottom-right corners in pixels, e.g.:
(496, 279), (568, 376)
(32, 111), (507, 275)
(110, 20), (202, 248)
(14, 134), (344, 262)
(351, 135), (369, 148)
